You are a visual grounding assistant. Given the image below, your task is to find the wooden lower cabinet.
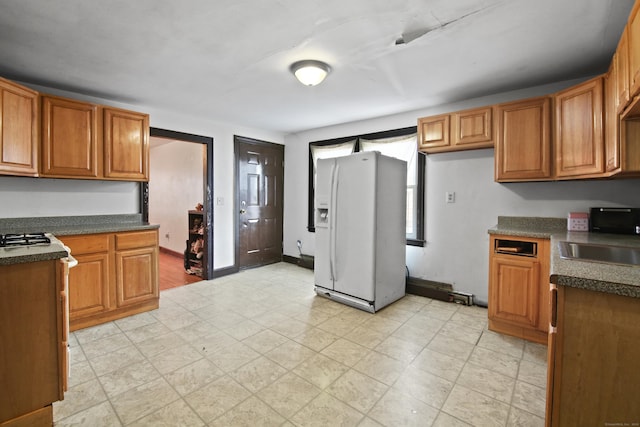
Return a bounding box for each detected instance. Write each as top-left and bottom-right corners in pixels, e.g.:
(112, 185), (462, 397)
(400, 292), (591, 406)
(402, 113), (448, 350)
(546, 285), (640, 426)
(0, 260), (65, 425)
(115, 231), (159, 307)
(62, 229), (159, 331)
(65, 234), (111, 321)
(0, 406), (53, 427)
(488, 235), (549, 344)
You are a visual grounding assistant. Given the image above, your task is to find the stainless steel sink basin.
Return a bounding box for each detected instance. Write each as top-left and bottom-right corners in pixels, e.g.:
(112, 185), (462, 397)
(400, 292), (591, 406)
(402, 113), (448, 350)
(558, 241), (640, 266)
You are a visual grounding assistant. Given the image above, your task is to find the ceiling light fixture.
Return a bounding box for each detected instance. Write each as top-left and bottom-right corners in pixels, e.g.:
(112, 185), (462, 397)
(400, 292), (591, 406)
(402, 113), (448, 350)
(290, 60), (331, 86)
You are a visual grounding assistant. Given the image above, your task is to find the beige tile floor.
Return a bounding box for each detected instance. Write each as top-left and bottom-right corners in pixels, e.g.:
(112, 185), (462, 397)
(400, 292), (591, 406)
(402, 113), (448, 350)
(53, 262), (547, 426)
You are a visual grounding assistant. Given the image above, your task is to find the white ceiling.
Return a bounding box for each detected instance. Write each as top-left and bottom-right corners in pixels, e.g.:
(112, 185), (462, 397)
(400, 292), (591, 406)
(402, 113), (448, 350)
(0, 0), (634, 134)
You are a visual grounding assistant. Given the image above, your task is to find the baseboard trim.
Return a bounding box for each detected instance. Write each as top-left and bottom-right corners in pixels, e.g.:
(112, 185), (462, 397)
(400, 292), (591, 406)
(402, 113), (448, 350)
(406, 277), (453, 302)
(211, 265), (239, 279)
(283, 255), (298, 265)
(159, 246), (183, 258)
(283, 254), (314, 270)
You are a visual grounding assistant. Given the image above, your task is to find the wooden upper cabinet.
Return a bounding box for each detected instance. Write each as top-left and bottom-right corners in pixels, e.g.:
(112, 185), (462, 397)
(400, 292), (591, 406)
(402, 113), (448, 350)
(495, 97), (552, 182)
(554, 76), (604, 179)
(618, 103), (640, 176)
(616, 27), (630, 112)
(605, 64), (621, 173)
(628, 1), (640, 98)
(41, 95), (100, 178)
(104, 107), (149, 181)
(418, 106), (493, 154)
(418, 113), (449, 151)
(40, 97), (150, 181)
(452, 106), (493, 148)
(0, 77), (39, 176)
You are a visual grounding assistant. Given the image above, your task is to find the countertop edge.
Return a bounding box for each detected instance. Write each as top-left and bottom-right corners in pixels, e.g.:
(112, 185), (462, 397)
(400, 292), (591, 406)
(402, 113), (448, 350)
(0, 249), (69, 266)
(48, 223), (160, 236)
(550, 273), (640, 298)
(488, 227), (557, 239)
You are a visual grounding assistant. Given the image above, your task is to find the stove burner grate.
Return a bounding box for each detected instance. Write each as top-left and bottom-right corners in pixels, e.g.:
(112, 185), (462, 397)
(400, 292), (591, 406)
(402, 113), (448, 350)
(0, 233), (51, 247)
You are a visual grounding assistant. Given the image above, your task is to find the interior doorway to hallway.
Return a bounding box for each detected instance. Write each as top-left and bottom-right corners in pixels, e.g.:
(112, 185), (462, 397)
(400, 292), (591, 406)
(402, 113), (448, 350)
(148, 128), (214, 284)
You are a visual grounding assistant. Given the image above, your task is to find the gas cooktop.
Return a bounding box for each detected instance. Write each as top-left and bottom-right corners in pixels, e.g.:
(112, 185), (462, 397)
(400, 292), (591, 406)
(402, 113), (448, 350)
(0, 233), (51, 247)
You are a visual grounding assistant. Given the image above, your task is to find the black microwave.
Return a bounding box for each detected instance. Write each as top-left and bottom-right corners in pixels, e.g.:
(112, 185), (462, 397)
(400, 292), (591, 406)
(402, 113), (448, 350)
(590, 207), (640, 235)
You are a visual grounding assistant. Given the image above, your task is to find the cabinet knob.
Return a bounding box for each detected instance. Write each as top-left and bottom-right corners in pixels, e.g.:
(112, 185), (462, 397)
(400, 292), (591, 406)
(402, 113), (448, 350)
(239, 209), (246, 214)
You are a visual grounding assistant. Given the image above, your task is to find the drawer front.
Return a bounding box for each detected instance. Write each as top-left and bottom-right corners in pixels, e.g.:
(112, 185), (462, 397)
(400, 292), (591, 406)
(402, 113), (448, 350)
(115, 230), (158, 250)
(61, 234), (110, 254)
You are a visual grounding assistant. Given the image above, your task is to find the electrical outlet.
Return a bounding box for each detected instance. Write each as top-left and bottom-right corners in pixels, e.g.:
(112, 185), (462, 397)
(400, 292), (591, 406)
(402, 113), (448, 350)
(445, 192), (455, 203)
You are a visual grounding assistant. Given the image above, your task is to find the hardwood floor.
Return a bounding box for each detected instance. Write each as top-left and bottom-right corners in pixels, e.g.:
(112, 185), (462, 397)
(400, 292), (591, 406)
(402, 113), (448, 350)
(159, 249), (203, 291)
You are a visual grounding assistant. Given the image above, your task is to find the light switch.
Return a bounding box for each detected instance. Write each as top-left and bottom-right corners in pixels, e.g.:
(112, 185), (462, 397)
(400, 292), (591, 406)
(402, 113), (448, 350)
(216, 197), (224, 206)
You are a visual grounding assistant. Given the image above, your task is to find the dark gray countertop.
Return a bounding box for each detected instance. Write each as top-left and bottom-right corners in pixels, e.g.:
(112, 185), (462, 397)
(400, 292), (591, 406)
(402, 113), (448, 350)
(0, 214), (159, 266)
(489, 216), (640, 298)
(0, 214), (158, 235)
(0, 233), (69, 266)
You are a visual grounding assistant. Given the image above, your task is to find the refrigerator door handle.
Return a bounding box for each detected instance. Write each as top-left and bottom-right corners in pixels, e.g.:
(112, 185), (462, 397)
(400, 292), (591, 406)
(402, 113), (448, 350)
(329, 162), (339, 282)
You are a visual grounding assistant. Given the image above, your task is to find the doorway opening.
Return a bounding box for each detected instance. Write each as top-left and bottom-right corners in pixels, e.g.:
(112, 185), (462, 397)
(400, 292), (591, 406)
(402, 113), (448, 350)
(147, 128), (214, 289)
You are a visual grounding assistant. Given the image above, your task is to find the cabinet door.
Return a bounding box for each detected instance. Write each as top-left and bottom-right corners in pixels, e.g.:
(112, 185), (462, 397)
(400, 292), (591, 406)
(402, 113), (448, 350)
(452, 106), (493, 148)
(103, 107), (149, 181)
(115, 246), (158, 307)
(546, 283), (560, 427)
(0, 261), (61, 422)
(628, 1), (640, 98)
(41, 96), (99, 178)
(489, 256), (540, 329)
(0, 78), (39, 176)
(616, 28), (630, 112)
(495, 97), (552, 181)
(605, 65), (621, 173)
(554, 77), (604, 178)
(549, 286), (640, 426)
(418, 114), (450, 152)
(68, 252), (111, 319)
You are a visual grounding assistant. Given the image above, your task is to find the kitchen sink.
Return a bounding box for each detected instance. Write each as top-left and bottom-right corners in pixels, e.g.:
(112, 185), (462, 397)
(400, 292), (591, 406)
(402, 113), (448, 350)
(558, 241), (640, 266)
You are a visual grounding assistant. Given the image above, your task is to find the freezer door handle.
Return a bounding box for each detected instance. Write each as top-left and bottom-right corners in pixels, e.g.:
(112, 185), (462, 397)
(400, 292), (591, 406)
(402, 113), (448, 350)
(329, 162), (339, 282)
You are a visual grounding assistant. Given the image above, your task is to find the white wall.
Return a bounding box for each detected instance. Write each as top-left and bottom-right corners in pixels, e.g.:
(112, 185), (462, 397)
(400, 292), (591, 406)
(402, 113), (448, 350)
(283, 78), (640, 305)
(0, 81), (285, 270)
(0, 177), (139, 217)
(149, 140), (204, 254)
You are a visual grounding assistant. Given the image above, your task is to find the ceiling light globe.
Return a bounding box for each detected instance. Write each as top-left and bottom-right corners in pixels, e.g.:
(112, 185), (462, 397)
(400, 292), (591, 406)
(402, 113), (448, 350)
(290, 60), (331, 86)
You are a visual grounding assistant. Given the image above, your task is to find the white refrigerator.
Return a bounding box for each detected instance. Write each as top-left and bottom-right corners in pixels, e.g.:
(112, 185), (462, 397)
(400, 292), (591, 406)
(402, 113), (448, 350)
(314, 151), (407, 312)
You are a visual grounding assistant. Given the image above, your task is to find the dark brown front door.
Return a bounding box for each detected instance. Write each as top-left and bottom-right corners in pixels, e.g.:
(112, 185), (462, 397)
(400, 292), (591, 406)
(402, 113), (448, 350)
(235, 136), (284, 269)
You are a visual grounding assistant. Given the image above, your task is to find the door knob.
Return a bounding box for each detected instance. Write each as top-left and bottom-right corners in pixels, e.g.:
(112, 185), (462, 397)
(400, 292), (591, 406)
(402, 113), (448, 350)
(239, 209), (246, 214)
